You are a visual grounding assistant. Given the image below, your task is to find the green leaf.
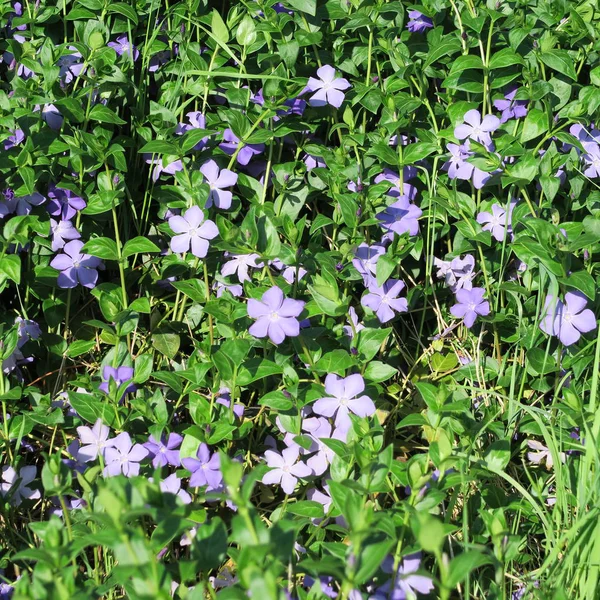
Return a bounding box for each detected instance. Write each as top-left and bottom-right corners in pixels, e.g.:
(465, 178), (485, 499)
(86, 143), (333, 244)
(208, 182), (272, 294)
(559, 271), (596, 300)
(236, 15), (257, 46)
(363, 361), (397, 382)
(65, 339), (96, 357)
(152, 330), (181, 359)
(81, 237), (119, 261)
(0, 255), (21, 284)
(539, 50), (577, 81)
(237, 359), (283, 385)
(489, 48), (524, 69)
(68, 392), (116, 426)
(107, 3), (139, 24)
(424, 38), (462, 69)
(138, 140), (179, 155)
(520, 108), (548, 143)
(315, 350), (355, 375)
(356, 328), (391, 361)
(211, 9), (229, 43)
(402, 142), (438, 165)
(285, 0), (316, 16)
(446, 551), (495, 588)
(122, 237), (161, 258)
(88, 104), (127, 125)
(286, 501), (324, 518)
(449, 54), (484, 75)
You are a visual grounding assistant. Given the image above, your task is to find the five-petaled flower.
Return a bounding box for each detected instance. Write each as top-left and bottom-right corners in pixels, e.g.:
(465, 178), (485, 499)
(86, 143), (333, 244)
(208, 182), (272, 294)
(377, 196), (422, 238)
(1, 466), (40, 506)
(539, 292), (597, 346)
(305, 65), (351, 109)
(262, 446), (312, 494)
(450, 287), (490, 328)
(50, 239), (104, 289)
(477, 201), (516, 242)
(493, 87), (528, 124)
(99, 366), (136, 398)
(200, 160), (238, 209)
(168, 205), (218, 258)
(454, 109), (500, 147)
(77, 418), (113, 462)
(247, 286), (305, 344)
(406, 10), (434, 32)
(182, 443), (222, 490)
(361, 279), (409, 323)
(144, 433), (183, 468)
(103, 432), (149, 477)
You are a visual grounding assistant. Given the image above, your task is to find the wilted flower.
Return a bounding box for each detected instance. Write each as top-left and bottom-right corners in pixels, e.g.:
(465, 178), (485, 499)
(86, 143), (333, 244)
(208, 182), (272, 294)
(50, 240), (104, 289)
(168, 206), (218, 258)
(406, 10), (433, 32)
(361, 279), (409, 323)
(539, 292), (597, 346)
(247, 286), (305, 344)
(305, 65), (351, 108)
(1, 466), (40, 506)
(450, 287), (490, 328)
(103, 432), (149, 477)
(200, 160), (238, 209)
(262, 446), (312, 494)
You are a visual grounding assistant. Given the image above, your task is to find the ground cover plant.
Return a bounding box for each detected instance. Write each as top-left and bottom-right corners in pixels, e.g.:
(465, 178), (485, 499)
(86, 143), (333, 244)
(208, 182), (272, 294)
(1, 0), (600, 597)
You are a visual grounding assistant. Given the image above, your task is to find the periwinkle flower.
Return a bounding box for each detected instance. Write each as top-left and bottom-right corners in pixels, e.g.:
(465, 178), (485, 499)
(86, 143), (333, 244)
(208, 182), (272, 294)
(50, 240), (104, 289)
(526, 440), (565, 469)
(304, 576), (338, 598)
(375, 553), (435, 599)
(160, 473), (191, 504)
(47, 186), (86, 220)
(434, 254), (475, 292)
(377, 196), (422, 237)
(168, 206), (218, 258)
(144, 433), (183, 468)
(271, 259), (307, 284)
(215, 388), (245, 418)
(41, 104), (63, 130)
(103, 432), (149, 477)
(200, 160), (238, 209)
(3, 192), (45, 216)
(493, 87), (528, 124)
(582, 144), (600, 178)
(304, 153), (326, 171)
(313, 373), (376, 433)
(361, 279), (409, 323)
(219, 128), (264, 166)
(454, 109), (500, 147)
(4, 128), (24, 150)
(214, 281), (243, 297)
(108, 35), (139, 61)
(476, 201), (516, 242)
(352, 243), (386, 283)
(262, 446), (312, 494)
(374, 168), (417, 199)
(182, 443), (222, 490)
(450, 287), (490, 328)
(147, 156), (183, 182)
(57, 47), (85, 84)
(221, 252), (263, 283)
(247, 286), (305, 344)
(306, 65), (351, 109)
(99, 366), (136, 398)
(50, 219), (80, 251)
(1, 466), (40, 505)
(77, 418), (113, 462)
(539, 292), (597, 346)
(343, 306), (365, 338)
(406, 10), (433, 32)
(175, 111), (208, 149)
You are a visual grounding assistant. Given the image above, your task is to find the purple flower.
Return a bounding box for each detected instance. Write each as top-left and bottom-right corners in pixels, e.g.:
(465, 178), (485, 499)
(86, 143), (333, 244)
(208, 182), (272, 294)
(168, 206), (218, 258)
(50, 219), (80, 251)
(40, 104), (63, 130)
(526, 440), (565, 469)
(0, 583), (13, 600)
(376, 553), (435, 599)
(454, 109), (500, 147)
(313, 373), (376, 433)
(147, 156), (183, 182)
(377, 196), (422, 237)
(160, 473), (191, 503)
(343, 306), (365, 338)
(374, 168), (417, 199)
(304, 153), (326, 171)
(8, 192), (45, 216)
(215, 389), (245, 418)
(1, 466), (40, 505)
(99, 366), (136, 397)
(214, 281), (243, 298)
(406, 10), (433, 32)
(303, 419), (336, 476)
(144, 433), (183, 468)
(539, 292), (597, 346)
(50, 240), (103, 289)
(582, 143), (600, 178)
(221, 253), (263, 283)
(108, 35), (139, 61)
(103, 432), (149, 477)
(493, 88), (528, 124)
(262, 446), (312, 494)
(175, 111), (208, 149)
(47, 186), (86, 220)
(77, 419), (113, 462)
(434, 254), (475, 292)
(304, 576), (338, 598)
(219, 129), (264, 166)
(271, 259), (307, 284)
(247, 286), (305, 344)
(476, 201), (516, 242)
(450, 287), (490, 328)
(305, 65), (351, 109)
(0, 189), (16, 218)
(443, 140), (500, 189)
(361, 279), (408, 323)
(57, 47), (86, 84)
(4, 128), (24, 150)
(15, 317), (41, 348)
(352, 243), (386, 283)
(182, 443), (222, 490)
(200, 160), (238, 209)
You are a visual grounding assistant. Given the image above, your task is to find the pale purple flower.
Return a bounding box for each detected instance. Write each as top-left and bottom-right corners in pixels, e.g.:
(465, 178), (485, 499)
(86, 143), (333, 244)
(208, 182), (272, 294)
(304, 153), (326, 171)
(582, 143), (600, 178)
(361, 279), (408, 323)
(493, 88), (528, 124)
(343, 306), (365, 338)
(376, 553), (435, 599)
(41, 104), (63, 130)
(108, 35), (139, 61)
(539, 292), (597, 346)
(450, 287), (490, 328)
(209, 568), (239, 589)
(313, 373), (376, 433)
(200, 160), (238, 209)
(1, 466), (40, 505)
(454, 109), (500, 147)
(526, 440), (565, 469)
(103, 432), (149, 477)
(182, 443), (222, 490)
(147, 156), (183, 182)
(144, 432), (183, 468)
(221, 253), (263, 283)
(160, 473), (191, 503)
(4, 128), (24, 150)
(15, 317), (41, 350)
(271, 259), (307, 284)
(215, 388), (245, 418)
(374, 168), (417, 199)
(247, 286), (305, 344)
(99, 366), (136, 397)
(50, 240), (103, 289)
(50, 219), (80, 251)
(214, 281), (243, 297)
(306, 65), (351, 109)
(303, 419), (335, 476)
(219, 129), (264, 166)
(377, 196), (422, 237)
(0, 189), (15, 218)
(77, 418), (113, 462)
(476, 201), (515, 242)
(352, 243), (386, 282)
(175, 111), (208, 149)
(406, 10), (433, 32)
(443, 142), (474, 180)
(262, 446), (312, 494)
(304, 576), (338, 598)
(47, 186), (86, 220)
(168, 206), (218, 258)
(433, 254), (475, 292)
(57, 47), (85, 84)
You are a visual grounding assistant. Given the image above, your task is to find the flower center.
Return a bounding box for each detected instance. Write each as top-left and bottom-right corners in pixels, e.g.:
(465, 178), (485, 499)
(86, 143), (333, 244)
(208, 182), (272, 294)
(270, 311), (280, 321)
(72, 260), (80, 268)
(189, 227), (197, 236)
(467, 302), (478, 312)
